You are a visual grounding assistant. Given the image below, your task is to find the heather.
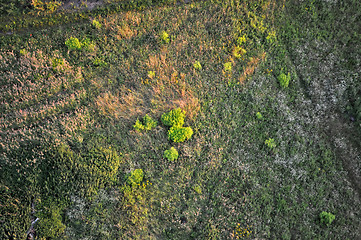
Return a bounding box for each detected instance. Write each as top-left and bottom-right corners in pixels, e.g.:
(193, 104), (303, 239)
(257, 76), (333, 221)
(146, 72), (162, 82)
(1, 0), (361, 239)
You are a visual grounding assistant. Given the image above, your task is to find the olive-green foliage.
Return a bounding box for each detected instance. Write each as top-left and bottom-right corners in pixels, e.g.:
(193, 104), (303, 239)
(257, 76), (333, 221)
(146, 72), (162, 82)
(161, 108), (185, 127)
(320, 211), (335, 226)
(143, 114), (157, 130)
(40, 144), (122, 198)
(65, 37), (82, 50)
(193, 61), (202, 70)
(81, 38), (96, 52)
(133, 114), (157, 132)
(160, 31), (170, 44)
(224, 62), (232, 72)
(38, 201), (66, 239)
(92, 19), (102, 29)
(278, 72), (291, 88)
(168, 126), (193, 143)
(256, 112), (263, 120)
(163, 147), (178, 161)
(127, 169), (144, 186)
(265, 138), (276, 149)
(133, 119), (145, 131)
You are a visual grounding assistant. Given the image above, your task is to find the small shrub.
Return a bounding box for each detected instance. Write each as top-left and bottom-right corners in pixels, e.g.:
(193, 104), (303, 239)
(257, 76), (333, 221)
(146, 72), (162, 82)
(133, 119), (145, 132)
(161, 108), (186, 127)
(81, 38), (96, 52)
(237, 35), (247, 45)
(92, 19), (102, 29)
(265, 138), (276, 149)
(65, 37), (82, 50)
(278, 72), (291, 88)
(133, 114), (157, 132)
(320, 211), (335, 226)
(19, 49), (27, 56)
(233, 46), (247, 58)
(148, 71), (155, 79)
(160, 31), (170, 44)
(128, 169), (144, 185)
(143, 114), (157, 130)
(224, 62), (232, 72)
(168, 126), (193, 143)
(193, 184), (202, 194)
(193, 61), (202, 70)
(266, 30), (277, 44)
(93, 58), (107, 67)
(163, 147), (179, 161)
(256, 112), (263, 120)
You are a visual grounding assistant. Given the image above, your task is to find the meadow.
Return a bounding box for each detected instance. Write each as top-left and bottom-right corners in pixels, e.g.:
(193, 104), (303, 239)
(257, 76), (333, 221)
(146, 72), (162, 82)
(0, 0), (360, 239)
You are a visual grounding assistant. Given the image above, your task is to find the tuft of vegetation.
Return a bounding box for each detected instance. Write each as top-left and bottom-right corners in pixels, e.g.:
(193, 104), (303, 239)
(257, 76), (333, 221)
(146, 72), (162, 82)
(160, 31), (170, 44)
(256, 112), (263, 120)
(65, 37), (82, 51)
(92, 19), (102, 29)
(320, 211), (335, 227)
(224, 62), (232, 72)
(163, 147), (179, 161)
(161, 108), (186, 127)
(265, 138), (276, 149)
(127, 169), (144, 186)
(193, 61), (202, 70)
(133, 119), (145, 132)
(168, 126), (193, 143)
(278, 72), (291, 88)
(133, 114), (157, 132)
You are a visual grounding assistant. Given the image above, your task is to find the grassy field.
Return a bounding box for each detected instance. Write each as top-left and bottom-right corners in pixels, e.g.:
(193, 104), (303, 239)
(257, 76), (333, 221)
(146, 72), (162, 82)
(1, 0), (360, 239)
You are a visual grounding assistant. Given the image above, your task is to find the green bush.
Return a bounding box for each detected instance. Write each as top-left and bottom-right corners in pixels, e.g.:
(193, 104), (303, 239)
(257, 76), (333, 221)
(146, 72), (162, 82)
(224, 62), (232, 72)
(92, 19), (102, 29)
(256, 112), (263, 120)
(278, 72), (291, 88)
(265, 138), (276, 149)
(160, 31), (170, 43)
(143, 114), (157, 130)
(163, 147), (179, 161)
(128, 169), (144, 185)
(133, 114), (157, 132)
(65, 37), (82, 50)
(320, 211), (335, 226)
(168, 126), (193, 143)
(193, 61), (202, 70)
(161, 108), (186, 127)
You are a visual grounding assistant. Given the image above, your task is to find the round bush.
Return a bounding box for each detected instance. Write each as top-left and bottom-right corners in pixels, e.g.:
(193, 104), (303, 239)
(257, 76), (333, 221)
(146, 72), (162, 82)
(168, 126), (193, 143)
(163, 147), (179, 161)
(128, 169), (144, 185)
(161, 108), (186, 127)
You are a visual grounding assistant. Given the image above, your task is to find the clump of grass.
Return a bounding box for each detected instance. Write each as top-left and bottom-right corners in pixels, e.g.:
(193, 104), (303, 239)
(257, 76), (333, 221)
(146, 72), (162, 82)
(92, 19), (102, 29)
(193, 184), (202, 194)
(161, 108), (186, 127)
(65, 37), (82, 50)
(133, 114), (157, 132)
(168, 126), (193, 143)
(278, 72), (291, 88)
(256, 112), (263, 120)
(127, 169), (144, 185)
(224, 62), (232, 72)
(148, 71), (155, 79)
(160, 31), (170, 44)
(193, 61), (202, 70)
(320, 211), (335, 226)
(232, 46), (247, 59)
(265, 138), (276, 149)
(163, 147), (179, 161)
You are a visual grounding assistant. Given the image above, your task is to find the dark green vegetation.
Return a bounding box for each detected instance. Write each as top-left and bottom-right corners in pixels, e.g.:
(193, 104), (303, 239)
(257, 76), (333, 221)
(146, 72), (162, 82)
(1, 0), (361, 239)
